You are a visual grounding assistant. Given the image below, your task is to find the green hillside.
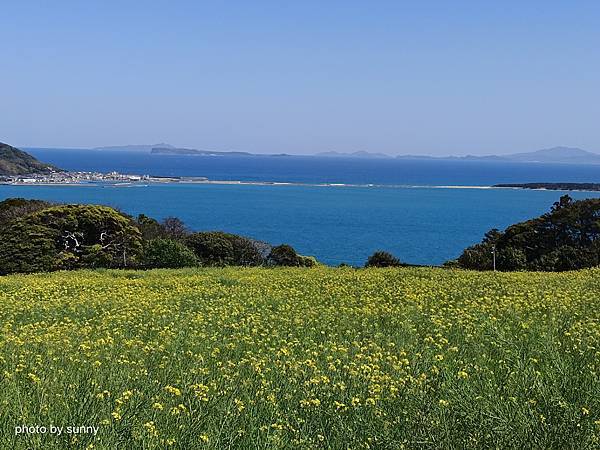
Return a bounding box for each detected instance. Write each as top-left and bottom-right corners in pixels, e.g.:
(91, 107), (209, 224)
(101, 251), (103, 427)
(1, 267), (599, 449)
(0, 142), (60, 175)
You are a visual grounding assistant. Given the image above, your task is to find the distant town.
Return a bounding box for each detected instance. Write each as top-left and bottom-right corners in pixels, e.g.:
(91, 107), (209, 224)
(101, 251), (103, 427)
(0, 170), (208, 185)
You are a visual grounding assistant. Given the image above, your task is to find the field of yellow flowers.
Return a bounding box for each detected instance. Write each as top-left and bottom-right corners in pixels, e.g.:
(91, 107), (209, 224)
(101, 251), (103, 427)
(0, 267), (599, 449)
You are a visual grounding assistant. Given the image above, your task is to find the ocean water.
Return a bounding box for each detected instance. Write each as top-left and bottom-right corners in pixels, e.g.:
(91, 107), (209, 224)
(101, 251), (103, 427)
(24, 148), (600, 185)
(1, 148), (599, 266)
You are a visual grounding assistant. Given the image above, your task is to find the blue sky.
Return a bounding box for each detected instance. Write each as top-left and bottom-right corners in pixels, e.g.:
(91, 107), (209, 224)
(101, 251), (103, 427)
(2, 1), (599, 155)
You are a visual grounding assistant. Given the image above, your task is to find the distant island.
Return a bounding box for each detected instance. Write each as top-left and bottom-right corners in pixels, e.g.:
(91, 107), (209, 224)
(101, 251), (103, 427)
(151, 147), (292, 157)
(152, 147), (254, 157)
(491, 147), (600, 164)
(494, 183), (600, 192)
(396, 147), (600, 164)
(317, 146), (600, 164)
(94, 143), (177, 152)
(4, 141), (600, 193)
(316, 150), (390, 159)
(0, 142), (61, 176)
(92, 143), (600, 164)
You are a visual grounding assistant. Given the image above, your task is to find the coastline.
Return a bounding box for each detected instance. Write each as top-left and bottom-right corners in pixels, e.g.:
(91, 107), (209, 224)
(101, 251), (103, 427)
(3, 178), (600, 192)
(1, 178), (495, 189)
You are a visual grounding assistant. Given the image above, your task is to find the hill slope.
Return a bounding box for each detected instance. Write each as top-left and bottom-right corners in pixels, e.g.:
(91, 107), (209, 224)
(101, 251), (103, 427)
(0, 142), (61, 175)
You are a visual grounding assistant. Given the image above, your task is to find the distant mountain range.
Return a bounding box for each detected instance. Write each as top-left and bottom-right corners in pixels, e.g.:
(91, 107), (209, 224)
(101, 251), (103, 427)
(498, 147), (600, 164)
(328, 146), (600, 164)
(91, 143), (600, 164)
(0, 142), (61, 176)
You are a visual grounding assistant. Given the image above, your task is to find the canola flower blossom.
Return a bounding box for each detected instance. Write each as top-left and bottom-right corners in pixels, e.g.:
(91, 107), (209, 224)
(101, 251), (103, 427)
(0, 267), (599, 448)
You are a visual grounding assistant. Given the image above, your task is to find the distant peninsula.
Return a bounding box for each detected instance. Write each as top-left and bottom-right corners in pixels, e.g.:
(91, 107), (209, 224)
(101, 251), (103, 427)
(494, 183), (600, 192)
(0, 142), (61, 176)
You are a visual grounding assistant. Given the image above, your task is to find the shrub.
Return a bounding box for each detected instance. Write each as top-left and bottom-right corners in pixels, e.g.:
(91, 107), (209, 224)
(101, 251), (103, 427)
(300, 255), (317, 267)
(268, 244), (315, 267)
(0, 204), (142, 274)
(137, 214), (166, 241)
(365, 251), (402, 268)
(142, 238), (198, 269)
(442, 260), (460, 269)
(185, 232), (264, 267)
(0, 198), (53, 225)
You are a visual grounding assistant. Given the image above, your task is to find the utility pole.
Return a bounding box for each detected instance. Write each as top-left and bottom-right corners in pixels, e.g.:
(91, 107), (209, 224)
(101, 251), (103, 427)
(492, 245), (496, 272)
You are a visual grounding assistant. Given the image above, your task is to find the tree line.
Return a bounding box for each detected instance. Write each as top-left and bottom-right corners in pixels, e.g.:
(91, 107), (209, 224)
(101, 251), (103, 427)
(450, 195), (600, 271)
(0, 198), (315, 275)
(1, 195), (599, 275)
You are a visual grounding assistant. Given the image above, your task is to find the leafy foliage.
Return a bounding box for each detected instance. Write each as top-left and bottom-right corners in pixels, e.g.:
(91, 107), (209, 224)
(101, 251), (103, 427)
(185, 231), (265, 267)
(0, 198), (53, 225)
(0, 201), (314, 274)
(456, 195), (600, 271)
(455, 229), (502, 271)
(142, 239), (198, 269)
(137, 214), (166, 241)
(0, 204), (142, 274)
(268, 244), (315, 267)
(365, 250), (403, 267)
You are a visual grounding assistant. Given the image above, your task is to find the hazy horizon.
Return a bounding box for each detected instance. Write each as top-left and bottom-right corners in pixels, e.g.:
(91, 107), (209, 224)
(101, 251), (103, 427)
(18, 143), (600, 158)
(3, 1), (599, 156)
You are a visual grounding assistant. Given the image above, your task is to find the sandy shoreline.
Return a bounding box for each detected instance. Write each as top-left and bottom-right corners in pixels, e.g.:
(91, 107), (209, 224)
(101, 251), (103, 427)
(1, 180), (496, 189)
(2, 179), (600, 193)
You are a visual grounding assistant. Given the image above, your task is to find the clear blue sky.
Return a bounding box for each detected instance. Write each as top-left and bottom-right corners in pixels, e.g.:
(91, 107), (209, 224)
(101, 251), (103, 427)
(2, 1), (599, 155)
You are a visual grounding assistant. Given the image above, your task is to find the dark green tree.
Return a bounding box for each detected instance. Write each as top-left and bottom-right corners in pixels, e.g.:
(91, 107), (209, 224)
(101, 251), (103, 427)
(456, 229), (502, 270)
(455, 196), (600, 271)
(137, 214), (166, 241)
(365, 251), (403, 268)
(142, 238), (198, 269)
(0, 204), (142, 274)
(185, 231), (264, 266)
(268, 244), (315, 267)
(0, 198), (53, 225)
(269, 244), (299, 266)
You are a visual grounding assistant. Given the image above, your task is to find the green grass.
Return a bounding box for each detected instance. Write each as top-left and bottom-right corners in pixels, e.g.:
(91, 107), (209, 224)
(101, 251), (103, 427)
(0, 267), (599, 449)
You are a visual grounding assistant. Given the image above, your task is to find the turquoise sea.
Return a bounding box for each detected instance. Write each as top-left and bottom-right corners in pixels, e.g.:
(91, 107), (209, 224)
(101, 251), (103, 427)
(2, 148), (600, 266)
